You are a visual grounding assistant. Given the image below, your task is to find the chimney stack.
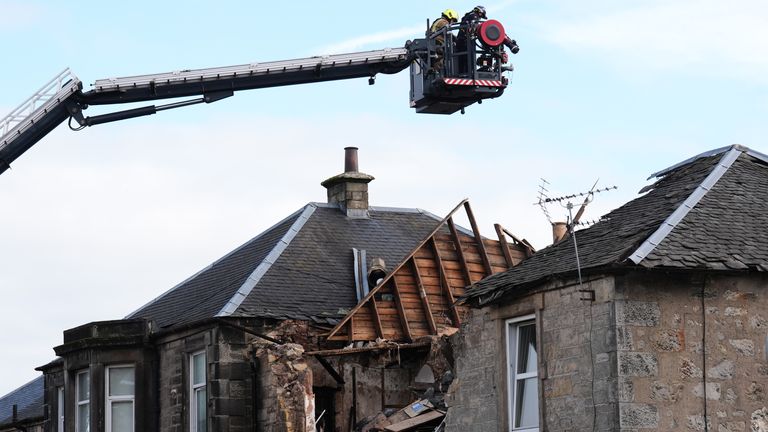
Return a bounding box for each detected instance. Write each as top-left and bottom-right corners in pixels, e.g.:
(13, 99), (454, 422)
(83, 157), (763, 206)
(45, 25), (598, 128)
(321, 147), (374, 218)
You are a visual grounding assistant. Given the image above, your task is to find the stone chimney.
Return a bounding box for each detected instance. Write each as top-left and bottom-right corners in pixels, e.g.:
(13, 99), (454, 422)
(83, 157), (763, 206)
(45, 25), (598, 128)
(321, 147), (374, 218)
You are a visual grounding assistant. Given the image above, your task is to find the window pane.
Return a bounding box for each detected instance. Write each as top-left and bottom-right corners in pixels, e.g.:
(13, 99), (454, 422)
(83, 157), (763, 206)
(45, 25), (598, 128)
(109, 367), (135, 396)
(193, 353), (206, 385)
(77, 372), (90, 402)
(77, 403), (90, 432)
(517, 324), (537, 374)
(515, 377), (539, 428)
(196, 388), (207, 432)
(58, 387), (65, 432)
(111, 401), (133, 432)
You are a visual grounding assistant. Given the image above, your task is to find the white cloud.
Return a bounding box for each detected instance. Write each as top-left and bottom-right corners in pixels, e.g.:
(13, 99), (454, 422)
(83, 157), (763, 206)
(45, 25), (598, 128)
(0, 2), (49, 31)
(313, 0), (521, 55)
(315, 25), (424, 54)
(537, 0), (768, 83)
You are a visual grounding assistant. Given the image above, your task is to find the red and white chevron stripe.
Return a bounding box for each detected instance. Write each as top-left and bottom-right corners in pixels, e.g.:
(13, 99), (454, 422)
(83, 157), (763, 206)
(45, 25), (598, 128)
(443, 78), (504, 87)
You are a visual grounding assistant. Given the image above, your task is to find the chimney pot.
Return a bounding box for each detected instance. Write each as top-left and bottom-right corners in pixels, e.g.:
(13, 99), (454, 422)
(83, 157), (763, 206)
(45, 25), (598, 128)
(552, 222), (568, 244)
(344, 147), (359, 173)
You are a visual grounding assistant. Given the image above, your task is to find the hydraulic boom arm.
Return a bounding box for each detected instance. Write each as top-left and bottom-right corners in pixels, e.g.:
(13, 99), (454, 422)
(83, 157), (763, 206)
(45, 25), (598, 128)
(0, 18), (518, 176)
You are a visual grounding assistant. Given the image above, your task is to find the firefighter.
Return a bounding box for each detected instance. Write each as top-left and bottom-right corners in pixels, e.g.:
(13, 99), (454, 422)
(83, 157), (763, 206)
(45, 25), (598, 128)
(456, 5), (487, 74)
(429, 9), (459, 72)
(430, 9), (459, 43)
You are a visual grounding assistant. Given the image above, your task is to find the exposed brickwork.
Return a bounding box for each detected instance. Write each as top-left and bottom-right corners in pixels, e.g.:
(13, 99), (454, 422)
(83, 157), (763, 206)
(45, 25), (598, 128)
(252, 341), (314, 432)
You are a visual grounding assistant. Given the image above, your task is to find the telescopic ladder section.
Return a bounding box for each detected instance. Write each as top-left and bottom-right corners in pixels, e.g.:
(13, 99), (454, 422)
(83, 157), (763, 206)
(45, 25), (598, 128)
(80, 48), (412, 105)
(0, 69), (81, 174)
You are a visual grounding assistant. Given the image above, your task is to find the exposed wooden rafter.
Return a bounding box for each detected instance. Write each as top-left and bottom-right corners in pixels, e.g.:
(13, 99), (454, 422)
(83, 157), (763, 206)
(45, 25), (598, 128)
(327, 199), (532, 342)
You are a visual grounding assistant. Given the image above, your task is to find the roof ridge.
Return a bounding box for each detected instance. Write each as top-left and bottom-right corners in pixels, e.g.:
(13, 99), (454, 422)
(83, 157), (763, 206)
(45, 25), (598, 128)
(216, 203), (317, 317)
(125, 203), (314, 319)
(628, 146), (743, 264)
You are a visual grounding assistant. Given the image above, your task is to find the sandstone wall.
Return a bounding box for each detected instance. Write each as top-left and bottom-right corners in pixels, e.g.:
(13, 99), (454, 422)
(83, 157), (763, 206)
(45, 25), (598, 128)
(615, 272), (768, 431)
(445, 276), (618, 431)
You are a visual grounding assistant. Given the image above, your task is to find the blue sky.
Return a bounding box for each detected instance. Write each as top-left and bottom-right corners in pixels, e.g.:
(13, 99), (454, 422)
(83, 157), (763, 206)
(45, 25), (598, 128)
(0, 0), (766, 395)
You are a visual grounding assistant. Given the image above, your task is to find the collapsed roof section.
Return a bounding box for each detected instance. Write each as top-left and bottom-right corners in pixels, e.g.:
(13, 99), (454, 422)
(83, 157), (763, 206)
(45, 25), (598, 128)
(327, 199), (534, 343)
(464, 144), (768, 306)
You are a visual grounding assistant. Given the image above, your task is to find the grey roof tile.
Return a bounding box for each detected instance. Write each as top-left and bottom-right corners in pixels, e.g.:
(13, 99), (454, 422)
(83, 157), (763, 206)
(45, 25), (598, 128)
(465, 146), (768, 306)
(128, 207), (304, 328)
(231, 205), (439, 322)
(128, 203), (440, 328)
(0, 376), (43, 426)
(644, 153), (768, 271)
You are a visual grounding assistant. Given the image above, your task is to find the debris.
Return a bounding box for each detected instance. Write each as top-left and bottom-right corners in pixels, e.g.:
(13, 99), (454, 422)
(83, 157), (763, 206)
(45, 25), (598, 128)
(404, 399), (432, 418)
(385, 411), (445, 431)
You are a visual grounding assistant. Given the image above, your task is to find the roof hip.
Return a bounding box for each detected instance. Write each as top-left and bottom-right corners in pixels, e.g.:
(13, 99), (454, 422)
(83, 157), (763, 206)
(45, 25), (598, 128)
(628, 146), (742, 264)
(216, 203), (317, 317)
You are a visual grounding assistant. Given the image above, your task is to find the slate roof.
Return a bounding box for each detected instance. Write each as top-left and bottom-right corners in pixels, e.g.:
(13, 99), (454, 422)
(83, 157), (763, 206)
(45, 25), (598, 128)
(128, 203), (442, 327)
(0, 376), (43, 427)
(466, 145), (768, 306)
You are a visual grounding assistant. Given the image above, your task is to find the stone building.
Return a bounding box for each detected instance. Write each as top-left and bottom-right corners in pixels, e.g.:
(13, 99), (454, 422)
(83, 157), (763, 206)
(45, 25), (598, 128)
(0, 147), (531, 432)
(445, 145), (768, 431)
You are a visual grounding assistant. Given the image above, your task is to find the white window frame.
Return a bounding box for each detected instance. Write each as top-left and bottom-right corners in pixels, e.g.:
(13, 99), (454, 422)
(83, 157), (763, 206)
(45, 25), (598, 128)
(105, 364), (135, 432)
(190, 351), (207, 432)
(506, 315), (539, 432)
(75, 370), (89, 432)
(57, 386), (64, 432)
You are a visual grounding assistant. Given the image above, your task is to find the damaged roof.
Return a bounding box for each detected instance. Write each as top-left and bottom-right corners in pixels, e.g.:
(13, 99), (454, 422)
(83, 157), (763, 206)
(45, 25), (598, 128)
(0, 376), (43, 427)
(128, 203), (442, 328)
(465, 145), (768, 306)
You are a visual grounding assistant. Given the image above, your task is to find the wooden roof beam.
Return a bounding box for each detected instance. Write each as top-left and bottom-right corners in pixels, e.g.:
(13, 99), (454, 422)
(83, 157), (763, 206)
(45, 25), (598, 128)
(430, 237), (461, 327)
(464, 201), (493, 275)
(391, 278), (413, 342)
(411, 257), (437, 334)
(494, 223), (515, 269)
(369, 297), (384, 339)
(447, 217), (472, 286)
(500, 225), (536, 257)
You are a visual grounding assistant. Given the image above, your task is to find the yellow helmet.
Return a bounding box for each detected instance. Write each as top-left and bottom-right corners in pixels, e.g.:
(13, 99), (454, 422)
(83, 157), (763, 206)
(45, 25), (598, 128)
(442, 9), (459, 22)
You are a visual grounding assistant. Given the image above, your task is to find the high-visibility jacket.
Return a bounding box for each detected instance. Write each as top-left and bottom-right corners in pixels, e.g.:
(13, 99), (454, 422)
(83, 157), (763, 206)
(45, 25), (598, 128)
(430, 17), (450, 44)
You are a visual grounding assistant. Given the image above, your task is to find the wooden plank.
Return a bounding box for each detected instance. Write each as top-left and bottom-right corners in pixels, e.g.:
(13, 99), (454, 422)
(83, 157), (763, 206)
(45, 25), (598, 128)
(368, 298), (384, 339)
(430, 237), (461, 327)
(465, 261), (490, 274)
(410, 256), (437, 335)
(385, 411), (444, 431)
(391, 278), (413, 342)
(348, 317), (354, 343)
(447, 217), (472, 286)
(463, 201), (493, 276)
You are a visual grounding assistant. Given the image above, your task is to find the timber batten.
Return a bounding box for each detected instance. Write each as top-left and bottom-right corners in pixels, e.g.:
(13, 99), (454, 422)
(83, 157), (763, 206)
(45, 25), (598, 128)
(327, 200), (532, 342)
